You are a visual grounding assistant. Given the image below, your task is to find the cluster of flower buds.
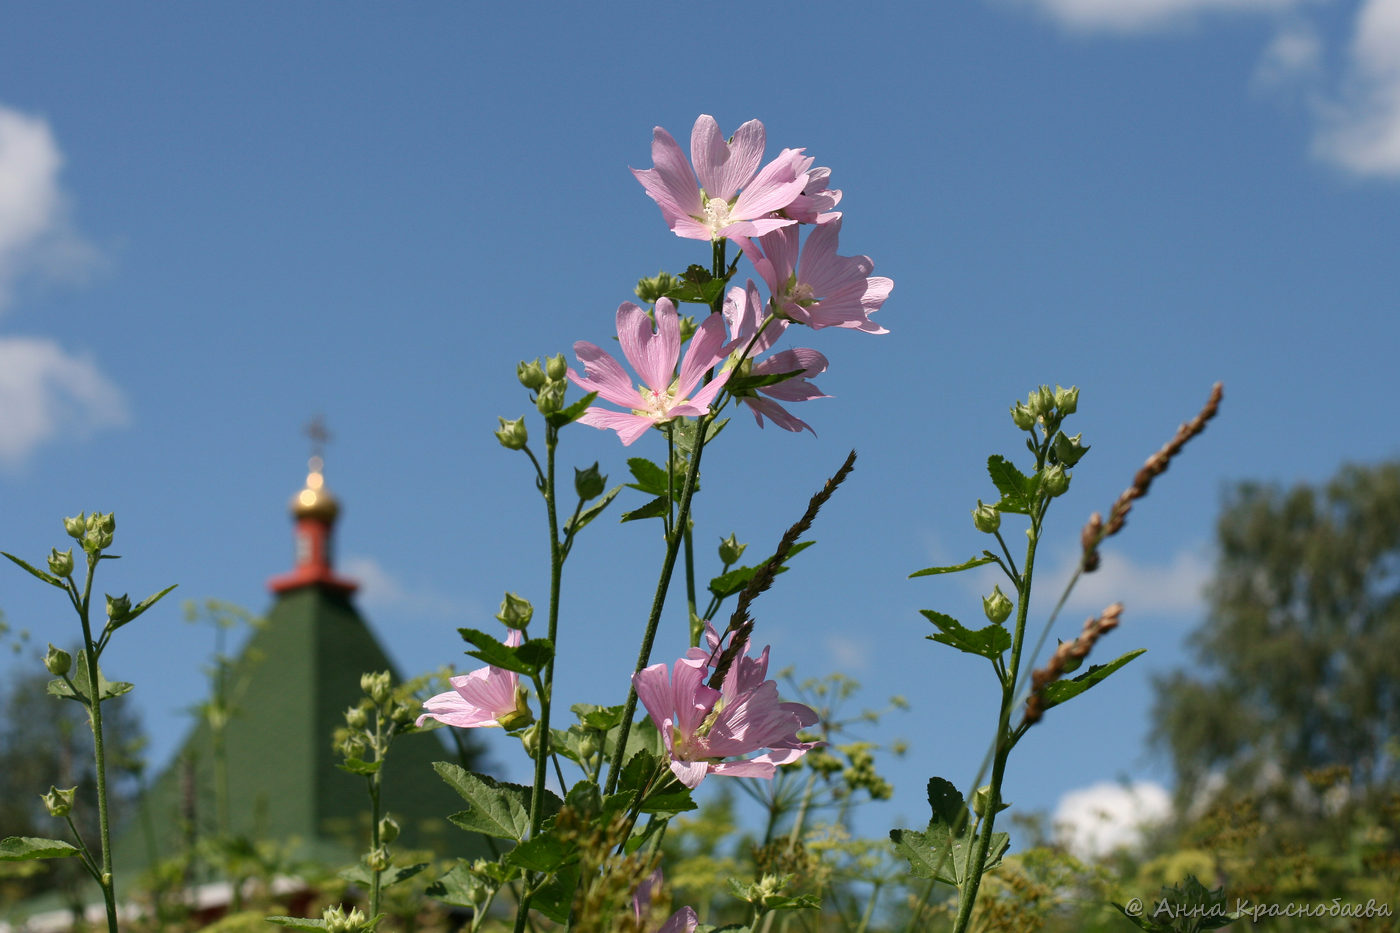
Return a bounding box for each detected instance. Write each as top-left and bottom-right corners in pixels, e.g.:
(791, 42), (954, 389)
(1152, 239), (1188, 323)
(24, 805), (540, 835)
(321, 905), (375, 933)
(517, 353), (571, 417)
(1010, 384), (1079, 434)
(837, 741), (893, 801)
(65, 511), (116, 556)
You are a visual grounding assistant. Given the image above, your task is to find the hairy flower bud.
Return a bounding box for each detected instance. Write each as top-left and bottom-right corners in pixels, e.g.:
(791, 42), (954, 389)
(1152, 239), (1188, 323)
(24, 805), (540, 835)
(635, 270), (678, 303)
(1042, 464), (1070, 498)
(972, 500), (1001, 535)
(361, 671), (392, 705)
(1010, 402), (1036, 431)
(1034, 385), (1055, 417)
(718, 533), (747, 565)
(42, 785), (77, 818)
(44, 644), (72, 676)
(1053, 431), (1090, 468)
(378, 815), (400, 845)
(106, 594), (132, 625)
(545, 353), (568, 381)
(972, 784), (1009, 818)
(495, 592), (533, 629)
(494, 416), (528, 451)
(535, 380), (566, 415)
(573, 462), (605, 501)
(322, 905), (369, 933)
(345, 705), (369, 730)
(47, 548), (74, 578)
(1053, 384), (1079, 416)
(983, 585), (1013, 624)
(516, 358), (546, 390)
(63, 514), (86, 539)
(367, 846), (390, 872)
(517, 721), (542, 757)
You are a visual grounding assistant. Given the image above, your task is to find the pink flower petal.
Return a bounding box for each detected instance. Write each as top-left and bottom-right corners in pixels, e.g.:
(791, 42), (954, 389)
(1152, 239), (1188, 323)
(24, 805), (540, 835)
(690, 115), (764, 201)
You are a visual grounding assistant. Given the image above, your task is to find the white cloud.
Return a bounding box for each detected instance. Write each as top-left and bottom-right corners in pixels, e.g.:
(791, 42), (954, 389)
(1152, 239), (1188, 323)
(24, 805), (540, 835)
(960, 542), (1212, 621)
(0, 104), (100, 312)
(0, 336), (127, 465)
(1254, 19), (1324, 87)
(342, 555), (470, 621)
(1011, 0), (1299, 34)
(1314, 0), (1400, 175)
(1053, 780), (1172, 858)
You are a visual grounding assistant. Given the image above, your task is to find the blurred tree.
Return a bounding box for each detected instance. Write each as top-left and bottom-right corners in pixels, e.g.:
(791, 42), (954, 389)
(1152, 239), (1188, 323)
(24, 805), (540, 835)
(1152, 462), (1400, 798)
(0, 662), (146, 905)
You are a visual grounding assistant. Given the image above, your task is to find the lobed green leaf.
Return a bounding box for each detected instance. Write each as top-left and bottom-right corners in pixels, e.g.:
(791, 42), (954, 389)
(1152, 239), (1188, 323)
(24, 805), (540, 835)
(1038, 648), (1146, 710)
(921, 611), (1011, 660)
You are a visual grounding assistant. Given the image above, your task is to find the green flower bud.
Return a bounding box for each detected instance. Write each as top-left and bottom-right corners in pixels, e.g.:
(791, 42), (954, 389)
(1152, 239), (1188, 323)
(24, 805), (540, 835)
(972, 784), (1009, 818)
(983, 585), (1013, 624)
(1034, 385), (1055, 416)
(1053, 384), (1079, 415)
(42, 785), (77, 817)
(378, 815), (400, 845)
(1042, 463), (1070, 498)
(545, 353), (567, 381)
(1010, 402), (1036, 431)
(972, 500), (1001, 534)
(367, 845), (390, 872)
(494, 416), (528, 451)
(47, 547), (74, 578)
(1052, 431), (1090, 468)
(576, 731), (600, 761)
(345, 705), (369, 730)
(678, 314), (698, 343)
(106, 593), (132, 625)
(517, 721), (542, 757)
(574, 462), (605, 501)
(535, 380), (565, 415)
(635, 270), (678, 303)
(495, 592), (533, 629)
(361, 671), (392, 705)
(99, 512), (116, 535)
(516, 359), (546, 390)
(63, 514), (86, 539)
(718, 533), (747, 565)
(44, 644), (72, 676)
(322, 905), (369, 933)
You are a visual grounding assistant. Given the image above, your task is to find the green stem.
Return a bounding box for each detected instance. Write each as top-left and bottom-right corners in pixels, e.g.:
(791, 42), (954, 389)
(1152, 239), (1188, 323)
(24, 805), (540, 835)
(604, 415), (711, 795)
(951, 513), (1041, 933)
(516, 425), (566, 933)
(75, 557), (118, 933)
(369, 713), (384, 918)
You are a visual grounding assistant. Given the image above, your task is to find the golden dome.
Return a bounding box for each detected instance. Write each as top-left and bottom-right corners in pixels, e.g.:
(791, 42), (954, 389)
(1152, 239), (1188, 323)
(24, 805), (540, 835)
(291, 457), (340, 521)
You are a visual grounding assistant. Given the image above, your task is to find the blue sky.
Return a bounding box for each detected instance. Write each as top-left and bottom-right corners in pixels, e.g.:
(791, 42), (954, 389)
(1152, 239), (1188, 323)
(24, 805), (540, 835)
(2, 1), (1398, 852)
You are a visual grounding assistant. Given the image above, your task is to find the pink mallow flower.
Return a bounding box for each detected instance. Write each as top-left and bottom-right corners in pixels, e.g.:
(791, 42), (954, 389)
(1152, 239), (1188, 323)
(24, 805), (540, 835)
(631, 870), (698, 933)
(723, 280), (829, 435)
(750, 218), (892, 334)
(633, 625), (820, 789)
(632, 114), (811, 242)
(568, 298), (730, 447)
(417, 629), (533, 730)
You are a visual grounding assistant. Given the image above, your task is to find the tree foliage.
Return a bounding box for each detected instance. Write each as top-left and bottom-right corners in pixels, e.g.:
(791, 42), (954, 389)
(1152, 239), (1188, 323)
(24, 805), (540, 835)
(1153, 462), (1400, 797)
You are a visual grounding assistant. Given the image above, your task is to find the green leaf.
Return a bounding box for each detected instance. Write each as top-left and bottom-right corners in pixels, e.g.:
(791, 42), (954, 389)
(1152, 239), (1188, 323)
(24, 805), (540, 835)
(727, 369), (803, 394)
(620, 495), (669, 524)
(910, 555), (998, 578)
(640, 790), (696, 816)
(626, 457), (670, 496)
(564, 487), (621, 537)
(571, 702), (625, 731)
(1038, 649), (1146, 711)
(118, 583), (178, 628)
(1, 551), (67, 589)
(425, 860), (511, 910)
(530, 863), (580, 924)
(337, 861), (424, 888)
(546, 390), (598, 429)
(662, 265), (729, 306)
(433, 763), (545, 841)
(0, 836), (80, 860)
(46, 650), (133, 704)
(708, 541), (815, 600)
(336, 757), (381, 776)
(890, 778), (1009, 886)
(987, 455), (1034, 514)
(457, 628), (553, 676)
(921, 611), (1011, 660)
(264, 918), (327, 931)
(503, 830), (573, 872)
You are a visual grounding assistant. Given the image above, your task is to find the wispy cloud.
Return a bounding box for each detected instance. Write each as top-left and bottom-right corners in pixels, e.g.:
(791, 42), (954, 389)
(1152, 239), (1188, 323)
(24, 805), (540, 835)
(0, 104), (101, 312)
(1001, 0), (1400, 179)
(342, 554), (477, 623)
(1053, 780), (1171, 858)
(1009, 0), (1299, 34)
(0, 102), (121, 466)
(0, 336), (127, 465)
